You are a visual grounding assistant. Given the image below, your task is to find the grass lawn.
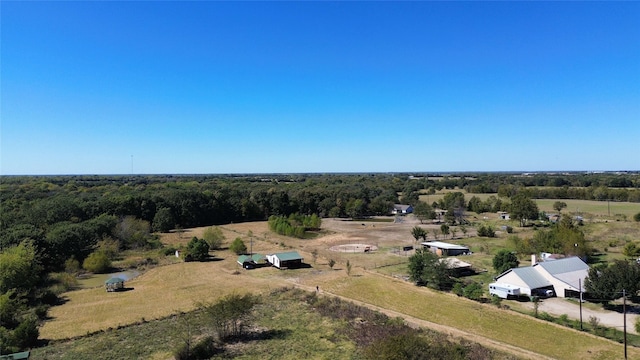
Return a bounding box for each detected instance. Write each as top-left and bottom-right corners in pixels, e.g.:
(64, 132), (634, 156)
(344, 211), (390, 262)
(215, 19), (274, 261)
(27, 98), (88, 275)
(315, 273), (638, 360)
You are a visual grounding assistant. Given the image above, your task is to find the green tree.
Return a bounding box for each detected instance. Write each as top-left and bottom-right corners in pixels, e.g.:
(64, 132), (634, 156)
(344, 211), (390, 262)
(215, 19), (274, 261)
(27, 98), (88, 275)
(585, 260), (640, 303)
(411, 226), (427, 242)
(229, 237), (247, 255)
(328, 259), (336, 269)
(408, 249), (452, 290)
(634, 212), (640, 222)
(202, 226), (225, 250)
(0, 240), (42, 295)
(510, 194), (539, 227)
(185, 237), (210, 262)
(553, 201), (568, 213)
(492, 249), (519, 274)
(152, 207), (175, 233)
(115, 216), (153, 249)
(413, 201), (435, 224)
(440, 224), (450, 239)
(82, 251), (111, 273)
(200, 293), (258, 341)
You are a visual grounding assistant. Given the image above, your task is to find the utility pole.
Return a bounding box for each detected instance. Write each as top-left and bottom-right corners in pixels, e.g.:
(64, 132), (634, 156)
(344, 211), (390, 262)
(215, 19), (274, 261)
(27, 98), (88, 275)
(623, 289), (627, 360)
(579, 278), (583, 330)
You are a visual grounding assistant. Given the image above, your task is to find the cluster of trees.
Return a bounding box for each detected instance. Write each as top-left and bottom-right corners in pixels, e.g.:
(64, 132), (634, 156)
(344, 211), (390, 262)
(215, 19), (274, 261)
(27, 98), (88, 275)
(585, 260), (640, 303)
(0, 241), (41, 353)
(268, 214), (321, 238)
(408, 249), (454, 291)
(508, 215), (589, 258)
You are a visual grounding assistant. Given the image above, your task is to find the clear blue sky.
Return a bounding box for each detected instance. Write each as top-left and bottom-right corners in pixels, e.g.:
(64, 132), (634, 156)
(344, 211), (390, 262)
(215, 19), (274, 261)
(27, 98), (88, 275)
(2, 1), (639, 175)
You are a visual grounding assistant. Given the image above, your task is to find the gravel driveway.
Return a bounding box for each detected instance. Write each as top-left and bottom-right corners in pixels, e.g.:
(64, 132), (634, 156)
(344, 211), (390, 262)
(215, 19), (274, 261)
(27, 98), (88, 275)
(522, 297), (638, 334)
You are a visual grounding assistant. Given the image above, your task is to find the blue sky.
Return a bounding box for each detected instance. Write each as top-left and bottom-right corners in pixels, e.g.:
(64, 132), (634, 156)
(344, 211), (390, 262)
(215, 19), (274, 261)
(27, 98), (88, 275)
(2, 1), (639, 175)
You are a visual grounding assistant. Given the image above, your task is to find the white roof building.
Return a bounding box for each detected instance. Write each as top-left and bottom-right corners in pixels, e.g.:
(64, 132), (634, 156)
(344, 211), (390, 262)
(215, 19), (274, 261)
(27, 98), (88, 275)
(493, 256), (589, 298)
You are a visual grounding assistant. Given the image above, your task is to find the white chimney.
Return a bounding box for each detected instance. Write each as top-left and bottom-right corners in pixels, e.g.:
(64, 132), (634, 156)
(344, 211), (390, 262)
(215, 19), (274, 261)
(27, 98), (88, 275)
(531, 254), (537, 265)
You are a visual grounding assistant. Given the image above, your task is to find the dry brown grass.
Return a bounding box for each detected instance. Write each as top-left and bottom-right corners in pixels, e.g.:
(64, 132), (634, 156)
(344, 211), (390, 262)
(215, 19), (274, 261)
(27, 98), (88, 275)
(42, 219), (640, 359)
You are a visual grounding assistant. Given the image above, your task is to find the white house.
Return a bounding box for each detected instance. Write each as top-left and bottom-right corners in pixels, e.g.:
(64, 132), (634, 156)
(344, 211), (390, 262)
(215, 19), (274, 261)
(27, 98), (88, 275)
(491, 256), (589, 299)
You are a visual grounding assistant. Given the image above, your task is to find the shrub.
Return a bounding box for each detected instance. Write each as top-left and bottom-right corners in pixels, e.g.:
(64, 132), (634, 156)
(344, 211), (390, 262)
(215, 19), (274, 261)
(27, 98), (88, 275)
(463, 282), (484, 301)
(202, 227), (224, 250)
(328, 259), (336, 269)
(477, 225), (496, 237)
(185, 237), (209, 262)
(490, 294), (502, 308)
(82, 251), (111, 273)
(64, 256), (81, 274)
(229, 237), (247, 255)
(634, 212), (640, 222)
(452, 282), (464, 297)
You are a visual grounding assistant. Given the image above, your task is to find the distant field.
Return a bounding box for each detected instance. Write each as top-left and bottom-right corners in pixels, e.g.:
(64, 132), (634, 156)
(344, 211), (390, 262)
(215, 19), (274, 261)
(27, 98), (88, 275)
(535, 199), (640, 218)
(420, 191), (640, 219)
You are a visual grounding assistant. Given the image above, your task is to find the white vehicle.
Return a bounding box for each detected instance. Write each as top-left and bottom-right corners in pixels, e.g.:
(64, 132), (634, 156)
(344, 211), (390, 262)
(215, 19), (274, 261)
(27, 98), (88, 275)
(489, 283), (521, 299)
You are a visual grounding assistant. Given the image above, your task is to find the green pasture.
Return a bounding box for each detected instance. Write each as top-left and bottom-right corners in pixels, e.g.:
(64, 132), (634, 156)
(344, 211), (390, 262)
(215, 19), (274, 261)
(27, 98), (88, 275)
(325, 274), (638, 360)
(535, 199), (640, 218)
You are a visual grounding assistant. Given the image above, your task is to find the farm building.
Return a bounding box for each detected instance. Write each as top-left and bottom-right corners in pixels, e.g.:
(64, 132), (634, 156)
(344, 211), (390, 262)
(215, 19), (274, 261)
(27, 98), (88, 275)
(421, 241), (470, 256)
(266, 251), (304, 269)
(105, 277), (124, 292)
(391, 204), (413, 215)
(491, 256), (589, 299)
(498, 211), (510, 220)
(439, 257), (474, 276)
(237, 254), (266, 269)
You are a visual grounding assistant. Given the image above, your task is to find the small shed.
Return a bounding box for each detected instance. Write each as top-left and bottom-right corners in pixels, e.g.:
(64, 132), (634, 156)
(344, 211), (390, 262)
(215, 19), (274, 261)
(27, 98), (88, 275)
(266, 251), (304, 269)
(498, 211), (510, 220)
(237, 254), (266, 269)
(421, 241), (470, 256)
(105, 277), (125, 292)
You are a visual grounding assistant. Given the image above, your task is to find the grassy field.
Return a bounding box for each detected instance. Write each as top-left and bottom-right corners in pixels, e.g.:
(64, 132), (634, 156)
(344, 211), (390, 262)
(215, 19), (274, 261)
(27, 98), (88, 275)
(33, 287), (518, 360)
(309, 273), (639, 360)
(38, 219), (640, 359)
(40, 260), (279, 340)
(535, 199), (640, 219)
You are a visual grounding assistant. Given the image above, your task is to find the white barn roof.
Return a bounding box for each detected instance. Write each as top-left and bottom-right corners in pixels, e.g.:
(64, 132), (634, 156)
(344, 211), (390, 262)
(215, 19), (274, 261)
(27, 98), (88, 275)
(421, 241), (469, 251)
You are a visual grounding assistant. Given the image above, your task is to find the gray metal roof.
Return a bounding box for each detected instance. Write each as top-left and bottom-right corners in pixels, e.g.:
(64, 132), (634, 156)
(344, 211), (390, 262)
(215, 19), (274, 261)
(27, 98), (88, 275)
(535, 257), (589, 275)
